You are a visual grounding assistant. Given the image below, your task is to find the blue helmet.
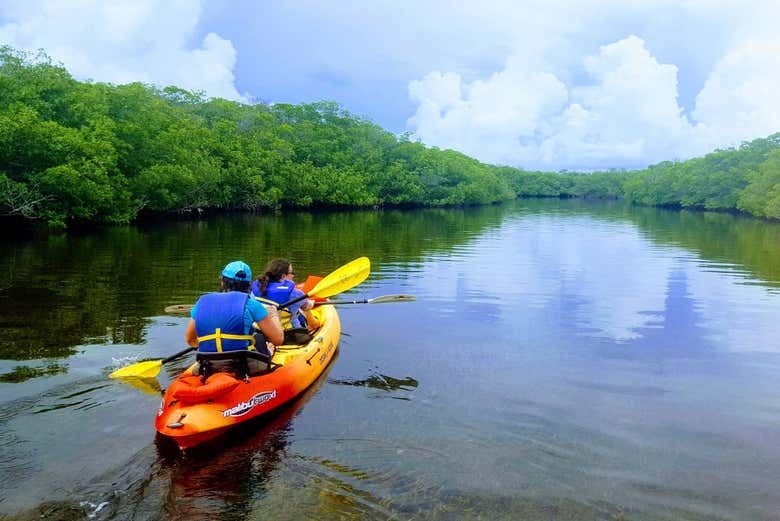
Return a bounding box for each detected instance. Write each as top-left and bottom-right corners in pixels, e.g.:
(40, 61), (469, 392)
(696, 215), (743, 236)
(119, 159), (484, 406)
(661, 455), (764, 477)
(221, 261), (252, 282)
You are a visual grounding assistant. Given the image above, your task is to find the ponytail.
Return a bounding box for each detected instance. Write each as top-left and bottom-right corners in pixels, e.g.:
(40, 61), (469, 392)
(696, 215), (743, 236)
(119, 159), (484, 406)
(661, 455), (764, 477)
(257, 273), (271, 296)
(257, 258), (291, 296)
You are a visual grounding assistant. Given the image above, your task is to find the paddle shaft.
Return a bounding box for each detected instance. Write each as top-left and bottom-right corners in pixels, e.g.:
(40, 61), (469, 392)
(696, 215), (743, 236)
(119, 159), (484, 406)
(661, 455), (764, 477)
(278, 294), (307, 309)
(314, 294), (416, 306)
(110, 346), (195, 379)
(315, 299), (369, 306)
(166, 296), (413, 314)
(165, 297), (305, 315)
(162, 346), (196, 364)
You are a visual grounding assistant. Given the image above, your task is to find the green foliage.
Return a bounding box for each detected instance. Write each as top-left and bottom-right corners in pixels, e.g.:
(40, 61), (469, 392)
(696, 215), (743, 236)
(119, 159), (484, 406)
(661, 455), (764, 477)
(622, 134), (780, 214)
(737, 149), (780, 218)
(0, 47), (530, 226)
(2, 45), (780, 225)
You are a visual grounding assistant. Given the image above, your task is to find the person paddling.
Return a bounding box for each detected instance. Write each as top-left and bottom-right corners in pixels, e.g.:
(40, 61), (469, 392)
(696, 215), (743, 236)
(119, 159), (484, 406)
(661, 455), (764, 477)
(185, 261), (284, 378)
(251, 258), (320, 329)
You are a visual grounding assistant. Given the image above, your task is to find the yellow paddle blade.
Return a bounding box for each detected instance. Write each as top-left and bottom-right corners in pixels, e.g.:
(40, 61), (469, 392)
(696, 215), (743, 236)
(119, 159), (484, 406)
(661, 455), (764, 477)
(109, 359), (164, 379)
(117, 376), (162, 395)
(308, 257), (370, 299)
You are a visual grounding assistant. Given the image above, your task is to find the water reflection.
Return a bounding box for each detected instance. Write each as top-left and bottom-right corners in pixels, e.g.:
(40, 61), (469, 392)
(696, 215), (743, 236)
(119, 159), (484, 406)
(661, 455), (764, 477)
(408, 203), (780, 353)
(2, 202), (780, 361)
(2, 201), (780, 519)
(0, 207), (509, 361)
(0, 363), (67, 383)
(625, 269), (713, 356)
(116, 376), (162, 396)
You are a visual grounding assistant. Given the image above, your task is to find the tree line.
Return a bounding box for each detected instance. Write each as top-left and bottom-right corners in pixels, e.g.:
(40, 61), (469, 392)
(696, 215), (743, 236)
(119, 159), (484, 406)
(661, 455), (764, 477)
(1, 46), (779, 227)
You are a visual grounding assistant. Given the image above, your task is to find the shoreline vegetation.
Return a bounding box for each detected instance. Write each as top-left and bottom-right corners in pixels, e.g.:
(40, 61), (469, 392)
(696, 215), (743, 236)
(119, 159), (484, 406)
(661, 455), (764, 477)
(2, 46), (780, 228)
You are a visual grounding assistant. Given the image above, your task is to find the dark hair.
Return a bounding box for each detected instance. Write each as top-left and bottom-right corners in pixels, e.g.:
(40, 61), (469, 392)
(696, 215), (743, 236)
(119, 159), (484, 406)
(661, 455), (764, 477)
(221, 277), (251, 293)
(256, 258), (291, 296)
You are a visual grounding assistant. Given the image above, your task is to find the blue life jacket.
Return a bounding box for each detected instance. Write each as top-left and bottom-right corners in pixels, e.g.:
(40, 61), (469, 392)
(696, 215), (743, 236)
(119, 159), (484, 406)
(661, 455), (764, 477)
(255, 281), (295, 306)
(194, 292), (255, 353)
(254, 280), (308, 328)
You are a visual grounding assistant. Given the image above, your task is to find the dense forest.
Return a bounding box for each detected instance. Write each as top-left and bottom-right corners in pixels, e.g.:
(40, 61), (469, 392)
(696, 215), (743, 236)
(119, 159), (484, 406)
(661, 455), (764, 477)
(1, 46), (780, 227)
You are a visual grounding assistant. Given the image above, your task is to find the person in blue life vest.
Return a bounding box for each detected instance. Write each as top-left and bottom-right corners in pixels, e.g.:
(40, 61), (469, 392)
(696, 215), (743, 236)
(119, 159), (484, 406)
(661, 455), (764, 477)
(251, 258), (320, 329)
(185, 261), (284, 377)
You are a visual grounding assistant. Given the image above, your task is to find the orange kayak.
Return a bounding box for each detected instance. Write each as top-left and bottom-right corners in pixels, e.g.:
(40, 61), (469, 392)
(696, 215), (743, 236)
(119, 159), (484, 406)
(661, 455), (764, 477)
(155, 305), (340, 450)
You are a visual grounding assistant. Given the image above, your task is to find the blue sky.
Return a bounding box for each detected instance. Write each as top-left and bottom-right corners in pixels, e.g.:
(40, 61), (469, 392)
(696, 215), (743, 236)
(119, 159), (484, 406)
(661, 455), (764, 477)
(193, 1), (514, 132)
(2, 0), (780, 171)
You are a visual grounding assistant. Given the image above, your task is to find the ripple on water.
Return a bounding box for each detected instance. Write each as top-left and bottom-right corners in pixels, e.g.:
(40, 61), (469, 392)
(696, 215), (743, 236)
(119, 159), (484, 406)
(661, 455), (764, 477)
(250, 437), (450, 520)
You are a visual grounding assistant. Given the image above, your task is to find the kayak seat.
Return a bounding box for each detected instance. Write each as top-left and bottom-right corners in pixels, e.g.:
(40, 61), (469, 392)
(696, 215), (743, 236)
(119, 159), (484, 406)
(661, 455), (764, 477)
(283, 327), (313, 345)
(195, 348), (279, 381)
(254, 326), (309, 346)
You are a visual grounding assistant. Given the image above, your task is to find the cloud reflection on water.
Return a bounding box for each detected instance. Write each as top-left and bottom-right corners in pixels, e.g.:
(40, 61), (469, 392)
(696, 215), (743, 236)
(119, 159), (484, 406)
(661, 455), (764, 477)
(410, 212), (780, 354)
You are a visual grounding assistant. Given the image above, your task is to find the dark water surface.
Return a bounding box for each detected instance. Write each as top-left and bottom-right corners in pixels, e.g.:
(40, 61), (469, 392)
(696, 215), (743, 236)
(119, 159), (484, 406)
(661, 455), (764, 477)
(1, 200), (780, 520)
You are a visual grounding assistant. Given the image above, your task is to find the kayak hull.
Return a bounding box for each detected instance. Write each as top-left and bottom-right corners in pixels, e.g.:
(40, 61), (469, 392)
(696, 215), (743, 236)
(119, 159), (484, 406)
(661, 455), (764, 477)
(155, 305), (340, 450)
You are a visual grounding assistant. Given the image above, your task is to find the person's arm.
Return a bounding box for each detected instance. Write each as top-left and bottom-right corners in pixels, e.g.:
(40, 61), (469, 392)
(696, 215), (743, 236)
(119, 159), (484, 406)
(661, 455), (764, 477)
(291, 289), (315, 316)
(248, 300), (284, 345)
(301, 308), (320, 329)
(185, 318), (198, 347)
(255, 311), (284, 346)
(291, 289), (319, 328)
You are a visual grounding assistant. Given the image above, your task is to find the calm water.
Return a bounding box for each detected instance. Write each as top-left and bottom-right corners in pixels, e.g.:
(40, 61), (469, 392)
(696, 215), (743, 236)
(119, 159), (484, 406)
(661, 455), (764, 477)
(1, 199), (780, 520)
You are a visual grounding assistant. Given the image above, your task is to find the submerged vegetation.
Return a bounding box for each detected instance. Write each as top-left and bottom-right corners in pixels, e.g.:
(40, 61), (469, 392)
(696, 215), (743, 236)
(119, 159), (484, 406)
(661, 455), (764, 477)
(1, 46), (779, 227)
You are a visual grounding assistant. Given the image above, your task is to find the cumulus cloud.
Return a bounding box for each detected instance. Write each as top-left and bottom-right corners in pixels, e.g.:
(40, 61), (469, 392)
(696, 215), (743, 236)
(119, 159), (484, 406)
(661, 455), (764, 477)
(409, 36), (700, 170)
(550, 36), (701, 168)
(693, 38), (780, 145)
(0, 0), (244, 101)
(407, 2), (780, 170)
(3, 0), (779, 169)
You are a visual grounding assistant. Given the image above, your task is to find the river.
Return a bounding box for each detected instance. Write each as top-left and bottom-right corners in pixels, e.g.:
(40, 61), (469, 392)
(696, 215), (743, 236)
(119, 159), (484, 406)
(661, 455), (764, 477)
(1, 199), (779, 520)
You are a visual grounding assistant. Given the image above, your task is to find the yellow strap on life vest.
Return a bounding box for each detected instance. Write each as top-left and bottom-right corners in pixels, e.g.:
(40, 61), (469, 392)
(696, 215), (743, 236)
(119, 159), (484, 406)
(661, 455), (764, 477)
(253, 296), (278, 306)
(196, 327), (256, 352)
(254, 296), (293, 328)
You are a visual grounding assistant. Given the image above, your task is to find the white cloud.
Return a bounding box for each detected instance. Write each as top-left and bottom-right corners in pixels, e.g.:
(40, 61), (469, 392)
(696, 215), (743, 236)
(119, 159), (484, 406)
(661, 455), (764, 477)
(3, 0), (780, 169)
(406, 2), (780, 171)
(0, 0), (244, 101)
(693, 38), (780, 145)
(409, 35), (702, 170)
